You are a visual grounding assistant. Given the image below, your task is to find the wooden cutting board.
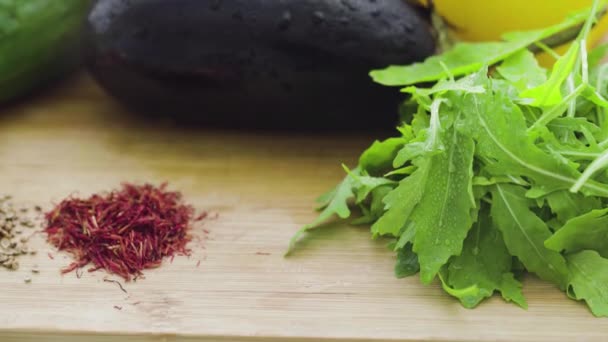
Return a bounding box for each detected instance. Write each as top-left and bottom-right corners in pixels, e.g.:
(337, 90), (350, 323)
(0, 74), (606, 342)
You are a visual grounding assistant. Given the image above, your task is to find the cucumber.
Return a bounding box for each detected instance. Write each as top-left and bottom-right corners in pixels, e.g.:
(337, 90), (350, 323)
(0, 0), (90, 103)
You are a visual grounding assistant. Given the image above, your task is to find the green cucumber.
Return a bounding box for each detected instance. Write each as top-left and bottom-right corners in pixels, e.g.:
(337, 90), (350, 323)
(0, 0), (90, 103)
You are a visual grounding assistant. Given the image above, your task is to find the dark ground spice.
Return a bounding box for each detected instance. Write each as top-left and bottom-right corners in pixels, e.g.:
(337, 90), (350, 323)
(45, 183), (205, 281)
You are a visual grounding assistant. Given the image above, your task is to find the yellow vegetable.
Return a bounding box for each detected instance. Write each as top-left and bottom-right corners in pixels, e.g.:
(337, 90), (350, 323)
(422, 0), (608, 65)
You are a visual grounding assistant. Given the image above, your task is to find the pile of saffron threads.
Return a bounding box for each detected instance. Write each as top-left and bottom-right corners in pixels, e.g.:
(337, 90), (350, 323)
(45, 183), (202, 281)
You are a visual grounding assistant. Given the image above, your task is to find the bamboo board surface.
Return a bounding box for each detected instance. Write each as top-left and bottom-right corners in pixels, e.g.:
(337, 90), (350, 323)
(0, 74), (607, 342)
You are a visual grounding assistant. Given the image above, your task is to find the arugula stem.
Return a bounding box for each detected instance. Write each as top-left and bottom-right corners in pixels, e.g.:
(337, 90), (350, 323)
(581, 126), (599, 146)
(571, 148), (608, 192)
(556, 150), (601, 159)
(581, 40), (590, 85)
(594, 63), (608, 129)
(528, 85), (586, 131)
(598, 138), (608, 149)
(534, 42), (561, 60)
(566, 75), (577, 118)
(439, 61), (455, 81)
(427, 98), (445, 150)
(580, 0), (602, 41)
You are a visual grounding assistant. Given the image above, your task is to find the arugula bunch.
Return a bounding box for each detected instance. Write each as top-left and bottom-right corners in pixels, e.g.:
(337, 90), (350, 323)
(289, 0), (608, 316)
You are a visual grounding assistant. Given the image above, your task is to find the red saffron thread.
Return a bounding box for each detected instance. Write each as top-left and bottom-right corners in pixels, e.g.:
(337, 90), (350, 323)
(104, 279), (128, 294)
(44, 183), (206, 281)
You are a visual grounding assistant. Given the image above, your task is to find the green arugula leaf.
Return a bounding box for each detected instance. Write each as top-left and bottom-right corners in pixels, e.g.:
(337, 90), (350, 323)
(411, 128), (476, 284)
(546, 117), (602, 148)
(447, 206), (527, 308)
(520, 42), (580, 107)
(582, 83), (608, 108)
(588, 42), (608, 69)
(491, 184), (569, 288)
(371, 159), (429, 238)
(545, 191), (602, 225)
(314, 170), (358, 214)
(371, 186), (392, 214)
(384, 165), (416, 177)
(370, 9), (592, 86)
(314, 186), (339, 210)
(352, 185), (394, 225)
(545, 209), (608, 257)
(372, 42), (512, 86)
(392, 137), (430, 168)
(527, 83), (586, 131)
(393, 98), (448, 167)
(353, 176), (395, 203)
(347, 170), (396, 204)
(588, 43), (608, 90)
(395, 222), (416, 250)
(567, 250), (608, 317)
(410, 104), (431, 135)
(394, 243), (419, 278)
(359, 137), (410, 177)
(287, 169), (359, 254)
(457, 79), (608, 197)
(438, 269), (481, 307)
(499, 273), (529, 308)
(519, 0), (603, 107)
(401, 74), (486, 97)
(497, 49), (547, 91)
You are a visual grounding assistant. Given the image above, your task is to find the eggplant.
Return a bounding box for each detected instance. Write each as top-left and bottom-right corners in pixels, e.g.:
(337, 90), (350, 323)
(87, 0), (435, 129)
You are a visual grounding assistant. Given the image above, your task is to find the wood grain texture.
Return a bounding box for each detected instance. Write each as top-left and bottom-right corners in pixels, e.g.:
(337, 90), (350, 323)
(0, 74), (606, 342)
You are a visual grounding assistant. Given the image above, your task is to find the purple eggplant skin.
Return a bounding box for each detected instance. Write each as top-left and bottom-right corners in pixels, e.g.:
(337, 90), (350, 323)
(86, 0), (435, 129)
